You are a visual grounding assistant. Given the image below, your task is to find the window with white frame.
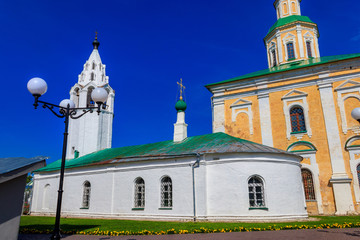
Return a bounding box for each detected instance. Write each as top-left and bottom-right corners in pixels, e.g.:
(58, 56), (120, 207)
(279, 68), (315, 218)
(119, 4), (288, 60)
(306, 41), (312, 58)
(248, 176), (265, 208)
(160, 176), (172, 208)
(282, 89), (312, 140)
(290, 106), (306, 132)
(287, 42), (295, 60)
(134, 177), (145, 208)
(82, 181), (91, 208)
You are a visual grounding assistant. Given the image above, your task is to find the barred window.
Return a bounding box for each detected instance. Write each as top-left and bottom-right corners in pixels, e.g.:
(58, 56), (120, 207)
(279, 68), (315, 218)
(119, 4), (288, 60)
(301, 169), (316, 200)
(306, 41), (312, 58)
(357, 164), (360, 189)
(248, 176), (265, 207)
(134, 178), (145, 208)
(161, 176), (172, 208)
(290, 106), (306, 132)
(287, 42), (295, 59)
(82, 181), (91, 208)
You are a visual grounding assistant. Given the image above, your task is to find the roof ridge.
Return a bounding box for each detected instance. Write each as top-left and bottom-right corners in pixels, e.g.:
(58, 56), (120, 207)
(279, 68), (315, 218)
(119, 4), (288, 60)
(206, 53), (360, 88)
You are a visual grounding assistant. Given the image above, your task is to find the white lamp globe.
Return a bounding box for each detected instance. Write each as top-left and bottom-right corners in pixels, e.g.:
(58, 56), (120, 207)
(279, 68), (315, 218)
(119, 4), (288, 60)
(351, 107), (360, 121)
(91, 88), (108, 104)
(27, 77), (48, 96)
(59, 99), (75, 109)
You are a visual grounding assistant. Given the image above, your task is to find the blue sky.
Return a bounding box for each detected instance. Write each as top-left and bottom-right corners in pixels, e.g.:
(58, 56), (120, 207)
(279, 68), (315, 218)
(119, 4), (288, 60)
(1, 0), (360, 164)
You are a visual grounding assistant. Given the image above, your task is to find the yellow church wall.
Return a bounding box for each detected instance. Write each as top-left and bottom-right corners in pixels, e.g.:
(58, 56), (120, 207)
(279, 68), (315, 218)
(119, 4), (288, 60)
(218, 61), (360, 215)
(330, 69), (360, 78)
(332, 80), (360, 211)
(223, 96), (262, 144)
(267, 84), (337, 214)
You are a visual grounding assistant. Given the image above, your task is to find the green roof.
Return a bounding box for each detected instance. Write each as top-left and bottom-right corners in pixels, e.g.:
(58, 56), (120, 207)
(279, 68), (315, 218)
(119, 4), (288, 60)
(35, 132), (295, 172)
(205, 53), (360, 88)
(266, 15), (316, 38)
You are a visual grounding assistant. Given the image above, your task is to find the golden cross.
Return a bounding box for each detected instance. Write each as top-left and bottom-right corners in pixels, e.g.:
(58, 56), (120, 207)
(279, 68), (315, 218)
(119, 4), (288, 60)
(177, 78), (186, 100)
(95, 31), (98, 40)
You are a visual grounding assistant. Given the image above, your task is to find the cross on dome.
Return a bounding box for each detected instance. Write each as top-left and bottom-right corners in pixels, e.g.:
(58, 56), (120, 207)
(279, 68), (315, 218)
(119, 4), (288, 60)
(177, 78), (186, 100)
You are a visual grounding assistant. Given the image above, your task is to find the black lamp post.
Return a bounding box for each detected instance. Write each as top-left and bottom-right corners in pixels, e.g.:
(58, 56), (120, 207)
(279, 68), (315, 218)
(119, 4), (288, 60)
(27, 77), (108, 240)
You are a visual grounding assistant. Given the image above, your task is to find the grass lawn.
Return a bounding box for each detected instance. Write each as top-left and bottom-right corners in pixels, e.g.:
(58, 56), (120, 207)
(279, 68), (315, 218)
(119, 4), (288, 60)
(19, 215), (360, 235)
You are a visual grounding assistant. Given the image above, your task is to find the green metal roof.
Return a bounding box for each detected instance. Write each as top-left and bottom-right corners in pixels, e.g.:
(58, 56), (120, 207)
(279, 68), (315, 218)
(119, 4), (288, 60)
(35, 132), (295, 172)
(205, 53), (360, 88)
(266, 15), (316, 38)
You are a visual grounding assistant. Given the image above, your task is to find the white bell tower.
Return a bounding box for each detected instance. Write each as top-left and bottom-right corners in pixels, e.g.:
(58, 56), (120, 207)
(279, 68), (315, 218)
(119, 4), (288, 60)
(66, 36), (115, 159)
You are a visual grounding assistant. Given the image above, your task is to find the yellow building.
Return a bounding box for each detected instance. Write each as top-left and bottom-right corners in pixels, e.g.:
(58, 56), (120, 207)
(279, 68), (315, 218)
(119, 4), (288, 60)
(206, 0), (360, 215)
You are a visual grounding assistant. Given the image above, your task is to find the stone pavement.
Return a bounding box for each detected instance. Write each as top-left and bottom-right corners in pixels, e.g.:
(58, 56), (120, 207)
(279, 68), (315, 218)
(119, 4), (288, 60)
(18, 227), (360, 240)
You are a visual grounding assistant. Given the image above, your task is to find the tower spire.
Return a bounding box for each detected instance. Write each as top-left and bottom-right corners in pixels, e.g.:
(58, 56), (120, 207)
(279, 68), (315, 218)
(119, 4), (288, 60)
(93, 31), (100, 49)
(174, 79), (188, 142)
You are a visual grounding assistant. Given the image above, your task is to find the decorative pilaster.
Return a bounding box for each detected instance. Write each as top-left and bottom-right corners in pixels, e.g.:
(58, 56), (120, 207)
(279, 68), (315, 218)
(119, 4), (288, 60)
(317, 81), (354, 214)
(258, 92), (274, 147)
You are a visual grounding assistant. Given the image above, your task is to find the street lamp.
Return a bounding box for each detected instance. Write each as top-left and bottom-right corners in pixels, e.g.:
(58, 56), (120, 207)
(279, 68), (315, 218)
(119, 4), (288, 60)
(351, 107), (360, 123)
(27, 77), (108, 240)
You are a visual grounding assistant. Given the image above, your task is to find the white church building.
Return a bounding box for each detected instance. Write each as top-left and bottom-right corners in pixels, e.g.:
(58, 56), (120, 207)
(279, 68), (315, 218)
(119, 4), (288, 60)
(30, 38), (308, 221)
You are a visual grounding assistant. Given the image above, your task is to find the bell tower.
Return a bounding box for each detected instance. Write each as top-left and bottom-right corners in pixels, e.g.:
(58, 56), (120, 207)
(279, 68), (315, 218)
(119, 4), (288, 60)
(264, 0), (320, 68)
(66, 35), (115, 159)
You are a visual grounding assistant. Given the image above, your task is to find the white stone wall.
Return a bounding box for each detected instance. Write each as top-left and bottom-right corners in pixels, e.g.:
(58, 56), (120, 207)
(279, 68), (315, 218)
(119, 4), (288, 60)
(31, 153), (307, 221)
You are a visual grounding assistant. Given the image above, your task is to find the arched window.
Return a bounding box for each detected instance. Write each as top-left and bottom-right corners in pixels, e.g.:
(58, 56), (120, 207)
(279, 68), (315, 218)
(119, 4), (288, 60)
(90, 72), (95, 81)
(86, 87), (95, 107)
(283, 3), (288, 15)
(248, 176), (265, 207)
(92, 62), (96, 70)
(306, 41), (312, 58)
(73, 88), (80, 107)
(160, 176), (172, 208)
(134, 178), (145, 208)
(42, 184), (50, 209)
(357, 164), (360, 189)
(301, 169), (316, 200)
(290, 106), (306, 132)
(287, 42), (295, 60)
(271, 49), (277, 67)
(82, 181), (91, 208)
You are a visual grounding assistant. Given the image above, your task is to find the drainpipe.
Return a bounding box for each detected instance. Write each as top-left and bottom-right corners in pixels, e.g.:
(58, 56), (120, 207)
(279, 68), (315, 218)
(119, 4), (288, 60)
(191, 153), (201, 222)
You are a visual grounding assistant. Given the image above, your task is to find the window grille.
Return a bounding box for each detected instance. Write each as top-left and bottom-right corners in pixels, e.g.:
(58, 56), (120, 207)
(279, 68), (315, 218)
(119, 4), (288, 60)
(272, 49), (277, 67)
(301, 169), (316, 200)
(287, 42), (295, 59)
(306, 41), (312, 58)
(134, 178), (145, 208)
(161, 177), (172, 207)
(290, 106), (306, 132)
(248, 176), (265, 207)
(82, 181), (91, 208)
(357, 165), (360, 189)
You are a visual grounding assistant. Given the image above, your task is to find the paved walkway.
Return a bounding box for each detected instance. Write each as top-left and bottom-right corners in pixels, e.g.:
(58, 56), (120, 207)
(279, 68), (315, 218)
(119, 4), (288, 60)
(18, 228), (360, 240)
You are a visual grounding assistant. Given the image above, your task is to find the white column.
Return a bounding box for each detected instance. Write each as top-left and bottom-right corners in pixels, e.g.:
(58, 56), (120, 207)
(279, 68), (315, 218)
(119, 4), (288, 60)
(317, 81), (354, 214)
(315, 31), (321, 58)
(297, 26), (304, 58)
(276, 33), (283, 63)
(212, 98), (225, 133)
(258, 92), (274, 147)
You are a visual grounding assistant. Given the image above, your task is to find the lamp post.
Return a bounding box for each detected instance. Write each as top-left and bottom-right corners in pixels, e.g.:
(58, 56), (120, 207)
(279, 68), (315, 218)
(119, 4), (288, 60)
(351, 107), (360, 123)
(27, 77), (108, 240)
